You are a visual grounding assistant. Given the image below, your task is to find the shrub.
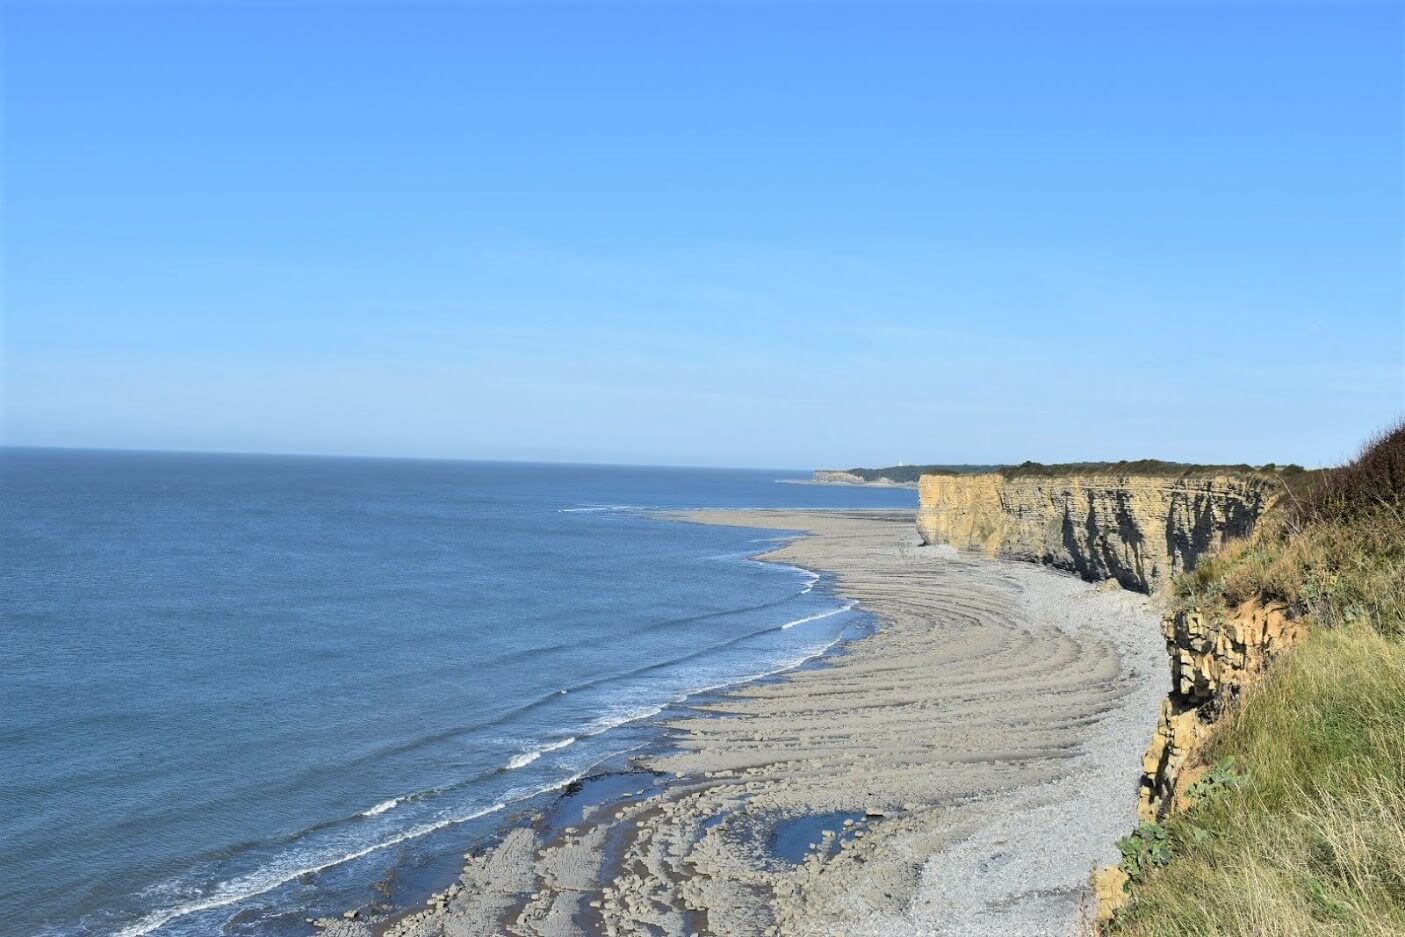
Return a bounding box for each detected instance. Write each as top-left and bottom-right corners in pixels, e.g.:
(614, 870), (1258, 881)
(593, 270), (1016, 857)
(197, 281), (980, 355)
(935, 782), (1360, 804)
(1118, 823), (1173, 883)
(1297, 421), (1405, 525)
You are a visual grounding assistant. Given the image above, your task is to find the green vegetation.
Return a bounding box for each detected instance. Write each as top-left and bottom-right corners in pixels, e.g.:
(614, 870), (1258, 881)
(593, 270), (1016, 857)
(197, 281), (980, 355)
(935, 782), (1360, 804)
(1117, 823), (1174, 884)
(998, 459), (1311, 479)
(1180, 757), (1246, 809)
(842, 460), (1313, 483)
(1110, 423), (1405, 937)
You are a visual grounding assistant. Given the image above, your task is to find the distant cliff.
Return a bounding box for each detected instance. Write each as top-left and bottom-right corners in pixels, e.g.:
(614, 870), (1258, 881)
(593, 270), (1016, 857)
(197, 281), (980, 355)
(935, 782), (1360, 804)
(812, 464), (1000, 486)
(916, 473), (1279, 593)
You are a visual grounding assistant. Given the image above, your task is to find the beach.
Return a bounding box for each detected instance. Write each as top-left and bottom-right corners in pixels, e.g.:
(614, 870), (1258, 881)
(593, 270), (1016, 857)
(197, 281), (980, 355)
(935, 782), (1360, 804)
(323, 508), (1164, 937)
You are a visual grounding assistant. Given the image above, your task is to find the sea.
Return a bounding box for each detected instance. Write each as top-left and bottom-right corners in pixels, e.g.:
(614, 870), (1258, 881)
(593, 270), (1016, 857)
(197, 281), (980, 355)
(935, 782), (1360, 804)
(0, 449), (916, 937)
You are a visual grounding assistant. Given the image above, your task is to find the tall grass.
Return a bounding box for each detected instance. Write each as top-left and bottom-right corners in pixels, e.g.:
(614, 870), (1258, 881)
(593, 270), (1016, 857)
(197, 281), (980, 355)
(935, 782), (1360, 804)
(1111, 422), (1405, 936)
(1298, 423), (1405, 525)
(1110, 627), (1405, 936)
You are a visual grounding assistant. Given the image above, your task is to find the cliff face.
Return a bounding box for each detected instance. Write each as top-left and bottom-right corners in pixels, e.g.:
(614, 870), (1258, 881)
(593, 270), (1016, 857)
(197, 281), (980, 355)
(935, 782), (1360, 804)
(916, 474), (1277, 594)
(812, 470), (870, 484)
(811, 470), (914, 487)
(1138, 598), (1304, 820)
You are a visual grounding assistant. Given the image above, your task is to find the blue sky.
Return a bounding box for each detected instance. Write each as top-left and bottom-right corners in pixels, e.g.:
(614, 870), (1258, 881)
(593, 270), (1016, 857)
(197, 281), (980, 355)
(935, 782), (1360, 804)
(3, 2), (1402, 469)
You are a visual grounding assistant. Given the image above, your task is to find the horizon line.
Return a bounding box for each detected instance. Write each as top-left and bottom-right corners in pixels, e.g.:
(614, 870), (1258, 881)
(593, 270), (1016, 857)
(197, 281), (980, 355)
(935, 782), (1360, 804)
(0, 442), (1329, 474)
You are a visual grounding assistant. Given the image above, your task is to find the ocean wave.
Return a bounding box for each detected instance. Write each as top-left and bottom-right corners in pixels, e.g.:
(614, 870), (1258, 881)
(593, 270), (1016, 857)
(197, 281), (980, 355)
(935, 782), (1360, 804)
(581, 704), (669, 737)
(504, 737), (577, 770)
(361, 797), (403, 817)
(110, 604), (864, 937)
(111, 802), (507, 937)
(558, 504), (637, 513)
(578, 622), (856, 737)
(781, 603), (855, 630)
(686, 633), (848, 695)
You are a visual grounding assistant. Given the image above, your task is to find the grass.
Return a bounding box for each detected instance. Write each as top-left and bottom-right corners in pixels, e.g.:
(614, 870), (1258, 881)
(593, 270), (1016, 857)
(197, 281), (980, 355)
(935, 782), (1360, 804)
(1110, 422), (1405, 937)
(1109, 626), (1405, 937)
(1176, 505), (1405, 636)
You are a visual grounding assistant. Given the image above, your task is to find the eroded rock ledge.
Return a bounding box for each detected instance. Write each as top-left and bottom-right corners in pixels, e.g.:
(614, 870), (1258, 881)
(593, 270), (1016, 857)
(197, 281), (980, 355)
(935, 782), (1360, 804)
(916, 473), (1277, 594)
(1137, 597), (1305, 821)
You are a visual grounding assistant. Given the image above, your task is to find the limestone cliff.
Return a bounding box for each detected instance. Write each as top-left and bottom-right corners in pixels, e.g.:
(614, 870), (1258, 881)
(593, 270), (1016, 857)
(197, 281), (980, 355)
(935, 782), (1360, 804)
(916, 473), (1277, 594)
(1137, 598), (1305, 820)
(811, 470), (914, 487)
(812, 470), (870, 485)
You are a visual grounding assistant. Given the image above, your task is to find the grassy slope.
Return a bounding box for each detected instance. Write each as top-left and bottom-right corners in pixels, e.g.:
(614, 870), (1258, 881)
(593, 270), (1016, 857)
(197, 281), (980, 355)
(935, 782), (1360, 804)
(1111, 425), (1405, 937)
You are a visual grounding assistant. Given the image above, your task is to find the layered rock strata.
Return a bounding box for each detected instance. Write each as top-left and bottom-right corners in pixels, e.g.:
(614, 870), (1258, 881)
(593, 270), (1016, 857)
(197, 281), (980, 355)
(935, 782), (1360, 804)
(1137, 597), (1305, 821)
(916, 474), (1277, 594)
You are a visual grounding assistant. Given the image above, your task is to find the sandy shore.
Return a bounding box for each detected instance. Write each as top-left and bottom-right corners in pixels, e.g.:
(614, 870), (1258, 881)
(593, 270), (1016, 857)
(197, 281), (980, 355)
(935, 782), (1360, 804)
(322, 509), (1163, 937)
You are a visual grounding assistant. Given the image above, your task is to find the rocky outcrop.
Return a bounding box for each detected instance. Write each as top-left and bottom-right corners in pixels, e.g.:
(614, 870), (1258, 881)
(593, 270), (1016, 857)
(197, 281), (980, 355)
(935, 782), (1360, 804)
(916, 473), (1277, 594)
(812, 470), (869, 485)
(1137, 597), (1305, 820)
(812, 470), (913, 487)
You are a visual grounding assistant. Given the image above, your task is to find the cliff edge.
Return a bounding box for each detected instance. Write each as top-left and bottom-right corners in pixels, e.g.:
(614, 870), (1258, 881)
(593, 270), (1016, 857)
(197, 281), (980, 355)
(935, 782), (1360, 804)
(916, 473), (1278, 593)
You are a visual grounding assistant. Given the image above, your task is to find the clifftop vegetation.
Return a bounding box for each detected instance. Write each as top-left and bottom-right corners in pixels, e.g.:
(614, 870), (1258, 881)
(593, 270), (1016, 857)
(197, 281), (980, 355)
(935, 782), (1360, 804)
(1108, 423), (1405, 937)
(843, 461), (1312, 483)
(998, 460), (1311, 480)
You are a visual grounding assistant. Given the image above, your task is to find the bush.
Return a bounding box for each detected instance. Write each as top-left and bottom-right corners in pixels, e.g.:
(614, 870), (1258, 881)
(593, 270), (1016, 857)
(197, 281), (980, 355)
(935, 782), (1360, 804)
(1297, 421), (1405, 525)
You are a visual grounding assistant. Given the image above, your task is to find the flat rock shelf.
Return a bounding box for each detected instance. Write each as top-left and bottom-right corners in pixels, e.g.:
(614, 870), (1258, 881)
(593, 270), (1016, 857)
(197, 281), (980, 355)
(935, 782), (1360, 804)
(321, 509), (1164, 937)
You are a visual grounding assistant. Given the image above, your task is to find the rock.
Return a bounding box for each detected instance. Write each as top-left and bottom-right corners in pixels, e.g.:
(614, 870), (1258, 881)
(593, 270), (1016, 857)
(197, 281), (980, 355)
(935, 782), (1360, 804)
(916, 473), (1275, 593)
(1139, 597), (1304, 820)
(1093, 864), (1130, 925)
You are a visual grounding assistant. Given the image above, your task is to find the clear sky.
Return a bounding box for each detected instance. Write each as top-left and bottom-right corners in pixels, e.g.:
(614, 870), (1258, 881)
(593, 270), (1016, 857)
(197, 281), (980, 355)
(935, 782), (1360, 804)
(3, 2), (1402, 469)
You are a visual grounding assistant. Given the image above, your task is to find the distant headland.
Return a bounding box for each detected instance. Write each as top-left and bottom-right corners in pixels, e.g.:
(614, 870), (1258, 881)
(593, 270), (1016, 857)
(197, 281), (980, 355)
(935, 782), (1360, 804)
(806, 460), (1311, 488)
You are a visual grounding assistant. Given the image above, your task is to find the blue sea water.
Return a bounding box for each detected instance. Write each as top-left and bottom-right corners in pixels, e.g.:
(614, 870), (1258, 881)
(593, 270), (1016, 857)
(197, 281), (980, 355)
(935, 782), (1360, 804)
(0, 449), (915, 937)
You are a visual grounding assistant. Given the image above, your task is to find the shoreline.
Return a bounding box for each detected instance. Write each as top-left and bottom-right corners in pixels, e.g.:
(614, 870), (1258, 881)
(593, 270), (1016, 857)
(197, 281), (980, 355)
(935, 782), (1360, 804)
(322, 508), (1163, 937)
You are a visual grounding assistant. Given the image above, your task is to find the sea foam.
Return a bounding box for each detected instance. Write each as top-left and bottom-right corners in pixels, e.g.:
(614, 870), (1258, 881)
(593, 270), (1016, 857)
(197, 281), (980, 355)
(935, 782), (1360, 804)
(504, 736), (577, 770)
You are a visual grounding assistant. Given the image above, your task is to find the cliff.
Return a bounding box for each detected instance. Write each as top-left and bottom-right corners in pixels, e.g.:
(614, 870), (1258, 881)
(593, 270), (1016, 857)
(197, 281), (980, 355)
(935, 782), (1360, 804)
(1101, 425), (1403, 935)
(915, 473), (1278, 594)
(812, 470), (886, 485)
(810, 470), (920, 487)
(1137, 597), (1305, 821)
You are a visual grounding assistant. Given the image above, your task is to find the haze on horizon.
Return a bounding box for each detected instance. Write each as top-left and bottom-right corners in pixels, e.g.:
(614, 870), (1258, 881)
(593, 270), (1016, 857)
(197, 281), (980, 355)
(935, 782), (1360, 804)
(2, 2), (1402, 471)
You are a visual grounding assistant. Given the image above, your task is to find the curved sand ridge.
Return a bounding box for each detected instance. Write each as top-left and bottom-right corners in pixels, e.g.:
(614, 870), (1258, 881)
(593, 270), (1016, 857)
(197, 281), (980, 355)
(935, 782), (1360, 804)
(329, 509), (1163, 937)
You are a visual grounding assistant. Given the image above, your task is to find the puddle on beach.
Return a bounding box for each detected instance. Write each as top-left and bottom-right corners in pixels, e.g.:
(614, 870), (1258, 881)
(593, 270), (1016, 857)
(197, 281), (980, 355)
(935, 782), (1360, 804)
(535, 771), (668, 842)
(768, 811), (867, 864)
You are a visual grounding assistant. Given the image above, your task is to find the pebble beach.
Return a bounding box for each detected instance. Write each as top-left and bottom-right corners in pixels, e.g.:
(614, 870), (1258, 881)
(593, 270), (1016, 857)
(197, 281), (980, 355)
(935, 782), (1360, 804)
(321, 508), (1165, 937)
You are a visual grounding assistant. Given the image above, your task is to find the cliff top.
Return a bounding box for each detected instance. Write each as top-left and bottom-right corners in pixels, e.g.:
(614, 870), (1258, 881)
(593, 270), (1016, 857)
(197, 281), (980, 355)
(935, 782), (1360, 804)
(994, 460), (1311, 479)
(840, 461), (1313, 483)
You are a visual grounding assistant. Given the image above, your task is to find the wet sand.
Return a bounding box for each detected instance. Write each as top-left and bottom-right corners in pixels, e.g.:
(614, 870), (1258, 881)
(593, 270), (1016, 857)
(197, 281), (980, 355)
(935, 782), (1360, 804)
(322, 509), (1163, 937)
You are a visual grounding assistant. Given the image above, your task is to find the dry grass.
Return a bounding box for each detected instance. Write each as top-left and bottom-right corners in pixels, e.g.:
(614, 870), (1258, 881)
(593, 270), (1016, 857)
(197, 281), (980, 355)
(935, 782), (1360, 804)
(1298, 422), (1405, 525)
(1180, 507), (1405, 635)
(1177, 421), (1405, 635)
